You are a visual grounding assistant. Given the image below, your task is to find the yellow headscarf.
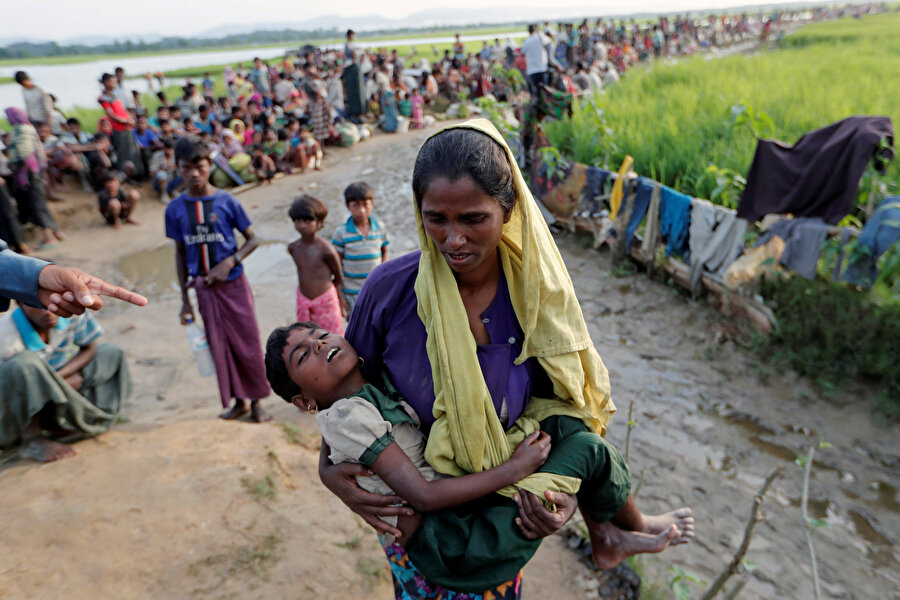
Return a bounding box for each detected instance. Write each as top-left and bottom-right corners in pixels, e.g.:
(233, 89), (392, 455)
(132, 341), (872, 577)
(415, 119), (616, 504)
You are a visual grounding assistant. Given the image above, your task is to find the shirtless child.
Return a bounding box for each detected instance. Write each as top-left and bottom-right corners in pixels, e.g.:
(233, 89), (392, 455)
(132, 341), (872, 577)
(287, 195), (348, 335)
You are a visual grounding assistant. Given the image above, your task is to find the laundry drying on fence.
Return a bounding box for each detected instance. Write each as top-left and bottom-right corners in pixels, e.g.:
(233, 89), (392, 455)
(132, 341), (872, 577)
(528, 116), (896, 299)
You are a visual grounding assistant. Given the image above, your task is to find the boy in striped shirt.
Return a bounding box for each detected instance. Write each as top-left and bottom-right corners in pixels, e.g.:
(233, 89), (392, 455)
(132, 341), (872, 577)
(332, 182), (389, 315)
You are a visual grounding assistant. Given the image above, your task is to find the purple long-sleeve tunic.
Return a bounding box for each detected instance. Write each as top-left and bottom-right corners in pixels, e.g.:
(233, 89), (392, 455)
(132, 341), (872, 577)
(345, 251), (550, 432)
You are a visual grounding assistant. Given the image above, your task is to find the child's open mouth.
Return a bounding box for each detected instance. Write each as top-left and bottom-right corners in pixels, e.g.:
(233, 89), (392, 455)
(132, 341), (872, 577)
(326, 348), (340, 362)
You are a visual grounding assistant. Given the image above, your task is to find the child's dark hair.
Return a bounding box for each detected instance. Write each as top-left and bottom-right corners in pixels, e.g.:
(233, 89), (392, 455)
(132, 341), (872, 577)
(66, 117), (80, 127)
(412, 128), (515, 213)
(174, 135), (210, 164)
(344, 182), (373, 204)
(265, 321), (319, 402)
(289, 195), (327, 223)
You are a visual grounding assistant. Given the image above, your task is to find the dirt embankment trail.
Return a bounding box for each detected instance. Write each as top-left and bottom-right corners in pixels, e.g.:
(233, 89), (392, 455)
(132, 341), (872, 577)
(1, 126), (896, 599)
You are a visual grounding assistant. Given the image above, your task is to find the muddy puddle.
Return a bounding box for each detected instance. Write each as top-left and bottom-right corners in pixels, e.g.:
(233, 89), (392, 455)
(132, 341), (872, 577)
(694, 398), (898, 565)
(115, 240), (294, 298)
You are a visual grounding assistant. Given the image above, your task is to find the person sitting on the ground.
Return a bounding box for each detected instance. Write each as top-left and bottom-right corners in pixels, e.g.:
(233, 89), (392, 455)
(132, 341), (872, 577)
(0, 302), (131, 462)
(298, 127), (322, 171)
(38, 123), (83, 193)
(96, 116), (136, 182)
(149, 105), (169, 132)
(59, 118), (98, 190)
(158, 118), (178, 141)
(274, 72), (296, 104)
(47, 94), (68, 135)
(133, 114), (162, 175)
(249, 144), (276, 184)
(85, 132), (125, 191)
(97, 172), (140, 228)
(149, 139), (180, 203)
(262, 128), (289, 172)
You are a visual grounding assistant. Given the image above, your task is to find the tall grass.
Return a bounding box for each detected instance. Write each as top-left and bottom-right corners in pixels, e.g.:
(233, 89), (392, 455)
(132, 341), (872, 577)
(545, 13), (899, 207)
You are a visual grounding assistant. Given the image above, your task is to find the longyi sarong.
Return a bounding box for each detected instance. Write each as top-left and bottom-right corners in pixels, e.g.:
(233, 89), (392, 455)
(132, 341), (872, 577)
(194, 273), (270, 407)
(296, 286), (344, 335)
(0, 344), (129, 448)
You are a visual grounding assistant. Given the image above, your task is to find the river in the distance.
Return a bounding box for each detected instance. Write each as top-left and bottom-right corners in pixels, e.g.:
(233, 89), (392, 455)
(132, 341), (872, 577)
(0, 32), (523, 111)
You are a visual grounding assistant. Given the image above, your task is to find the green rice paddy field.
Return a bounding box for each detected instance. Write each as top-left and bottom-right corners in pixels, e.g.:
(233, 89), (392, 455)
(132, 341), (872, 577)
(545, 13), (899, 209)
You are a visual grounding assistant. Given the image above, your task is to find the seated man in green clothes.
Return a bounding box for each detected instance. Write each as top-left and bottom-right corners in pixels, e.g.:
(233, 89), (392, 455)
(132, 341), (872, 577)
(0, 303), (131, 462)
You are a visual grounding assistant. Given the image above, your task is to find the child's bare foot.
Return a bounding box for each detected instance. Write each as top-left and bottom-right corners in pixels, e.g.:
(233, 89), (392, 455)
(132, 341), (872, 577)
(54, 230), (66, 241)
(125, 217), (141, 226)
(20, 438), (79, 462)
(585, 517), (682, 569)
(250, 400), (272, 423)
(219, 399), (249, 420)
(640, 508), (694, 544)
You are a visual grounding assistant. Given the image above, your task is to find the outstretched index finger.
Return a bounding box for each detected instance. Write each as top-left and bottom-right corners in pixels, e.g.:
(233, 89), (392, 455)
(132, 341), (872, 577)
(86, 276), (148, 307)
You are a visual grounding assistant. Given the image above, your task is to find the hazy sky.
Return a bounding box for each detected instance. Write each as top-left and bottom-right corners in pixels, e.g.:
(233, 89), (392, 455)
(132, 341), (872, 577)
(4, 0), (803, 41)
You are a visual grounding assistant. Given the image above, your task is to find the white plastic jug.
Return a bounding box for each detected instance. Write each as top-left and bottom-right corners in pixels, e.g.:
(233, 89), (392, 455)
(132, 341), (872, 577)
(185, 319), (216, 377)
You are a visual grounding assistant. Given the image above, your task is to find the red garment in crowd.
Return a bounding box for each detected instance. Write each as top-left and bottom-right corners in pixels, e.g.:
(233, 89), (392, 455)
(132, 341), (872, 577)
(98, 92), (129, 132)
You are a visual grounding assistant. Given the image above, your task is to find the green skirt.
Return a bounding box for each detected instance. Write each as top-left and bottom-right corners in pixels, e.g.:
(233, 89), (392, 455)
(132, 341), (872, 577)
(0, 344), (130, 449)
(405, 415), (631, 592)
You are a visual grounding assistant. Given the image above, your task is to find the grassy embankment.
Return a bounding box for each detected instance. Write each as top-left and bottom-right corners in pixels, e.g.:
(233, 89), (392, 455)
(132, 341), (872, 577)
(544, 13), (900, 409)
(545, 13), (899, 206)
(0, 25), (524, 68)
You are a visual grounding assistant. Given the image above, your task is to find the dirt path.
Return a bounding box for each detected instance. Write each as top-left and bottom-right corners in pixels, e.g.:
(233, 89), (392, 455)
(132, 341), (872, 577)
(1, 125), (896, 599)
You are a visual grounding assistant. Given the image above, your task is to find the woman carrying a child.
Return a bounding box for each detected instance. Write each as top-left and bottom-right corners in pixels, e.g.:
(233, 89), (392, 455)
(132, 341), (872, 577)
(314, 121), (693, 597)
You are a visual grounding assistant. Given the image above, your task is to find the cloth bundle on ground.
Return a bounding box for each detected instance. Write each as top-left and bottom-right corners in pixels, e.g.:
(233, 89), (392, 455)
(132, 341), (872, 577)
(414, 119), (617, 503)
(723, 235), (785, 289)
(843, 196), (900, 286)
(737, 116), (894, 224)
(688, 198), (748, 294)
(752, 217), (831, 280)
